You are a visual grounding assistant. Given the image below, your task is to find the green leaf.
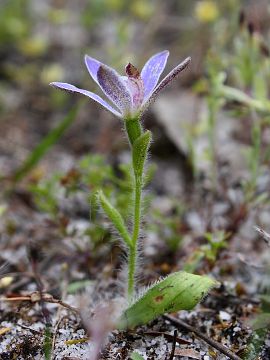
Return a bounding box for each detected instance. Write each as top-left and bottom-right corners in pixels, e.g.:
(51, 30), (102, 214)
(67, 280), (93, 294)
(221, 85), (270, 112)
(130, 352), (144, 360)
(97, 190), (132, 247)
(118, 271), (218, 329)
(260, 294), (270, 312)
(13, 106), (78, 182)
(243, 328), (268, 360)
(132, 130), (151, 180)
(44, 324), (52, 360)
(251, 313), (270, 331)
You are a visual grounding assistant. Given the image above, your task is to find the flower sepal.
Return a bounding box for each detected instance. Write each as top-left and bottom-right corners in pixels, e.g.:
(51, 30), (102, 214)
(124, 116), (143, 146)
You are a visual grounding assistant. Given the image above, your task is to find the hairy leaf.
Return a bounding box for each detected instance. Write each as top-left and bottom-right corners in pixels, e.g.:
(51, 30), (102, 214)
(98, 190), (132, 247)
(132, 130), (152, 179)
(118, 271), (218, 329)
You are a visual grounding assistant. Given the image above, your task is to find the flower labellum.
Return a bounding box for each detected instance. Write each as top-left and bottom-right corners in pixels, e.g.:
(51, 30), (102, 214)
(50, 51), (191, 120)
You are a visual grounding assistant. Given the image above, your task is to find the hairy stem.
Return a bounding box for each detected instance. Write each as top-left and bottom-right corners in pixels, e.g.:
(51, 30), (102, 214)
(132, 178), (142, 245)
(125, 116), (148, 300)
(128, 177), (142, 301)
(127, 245), (136, 300)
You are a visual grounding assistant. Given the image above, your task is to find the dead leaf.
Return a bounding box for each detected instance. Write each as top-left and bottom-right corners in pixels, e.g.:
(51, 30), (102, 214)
(174, 348), (201, 359)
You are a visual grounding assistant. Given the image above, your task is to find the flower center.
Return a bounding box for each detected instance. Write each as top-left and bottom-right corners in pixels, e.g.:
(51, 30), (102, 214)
(125, 63), (144, 112)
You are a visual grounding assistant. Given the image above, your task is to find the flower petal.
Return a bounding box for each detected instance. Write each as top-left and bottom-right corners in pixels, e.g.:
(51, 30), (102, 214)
(141, 57), (191, 114)
(84, 55), (102, 84)
(97, 65), (132, 115)
(50, 82), (122, 117)
(141, 50), (169, 102)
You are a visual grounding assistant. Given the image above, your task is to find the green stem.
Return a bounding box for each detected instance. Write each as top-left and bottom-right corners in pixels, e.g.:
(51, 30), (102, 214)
(127, 245), (136, 300)
(207, 96), (218, 188)
(128, 177), (142, 301)
(125, 116), (144, 300)
(132, 178), (142, 244)
(251, 119), (261, 186)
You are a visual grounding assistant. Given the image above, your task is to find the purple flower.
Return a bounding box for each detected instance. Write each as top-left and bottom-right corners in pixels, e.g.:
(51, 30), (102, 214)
(50, 51), (191, 119)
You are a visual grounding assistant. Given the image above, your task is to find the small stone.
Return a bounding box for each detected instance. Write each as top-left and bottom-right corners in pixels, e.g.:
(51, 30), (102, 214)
(233, 326), (241, 332)
(219, 311), (231, 321)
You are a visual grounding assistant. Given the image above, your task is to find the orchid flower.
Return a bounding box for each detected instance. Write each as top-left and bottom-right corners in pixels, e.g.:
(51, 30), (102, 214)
(50, 51), (191, 120)
(49, 50), (216, 317)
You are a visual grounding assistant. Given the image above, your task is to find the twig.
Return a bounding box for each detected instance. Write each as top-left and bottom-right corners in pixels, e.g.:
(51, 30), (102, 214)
(0, 296), (31, 301)
(48, 298), (80, 314)
(163, 315), (242, 360)
(167, 330), (177, 360)
(51, 316), (63, 355)
(51, 278), (71, 358)
(28, 243), (52, 326)
(0, 292), (80, 314)
(19, 324), (43, 335)
(254, 225), (270, 246)
(145, 331), (191, 344)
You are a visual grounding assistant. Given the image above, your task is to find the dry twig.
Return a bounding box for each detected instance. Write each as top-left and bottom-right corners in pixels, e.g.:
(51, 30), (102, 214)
(166, 329), (177, 360)
(163, 315), (242, 360)
(0, 292), (80, 314)
(145, 330), (191, 344)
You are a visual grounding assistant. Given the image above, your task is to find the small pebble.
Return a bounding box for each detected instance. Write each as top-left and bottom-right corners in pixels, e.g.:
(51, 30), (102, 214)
(219, 310), (231, 321)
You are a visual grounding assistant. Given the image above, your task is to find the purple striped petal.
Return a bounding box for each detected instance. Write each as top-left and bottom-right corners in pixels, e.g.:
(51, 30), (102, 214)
(84, 55), (102, 84)
(140, 57), (191, 115)
(85, 55), (133, 112)
(141, 50), (169, 102)
(97, 65), (132, 115)
(50, 82), (122, 117)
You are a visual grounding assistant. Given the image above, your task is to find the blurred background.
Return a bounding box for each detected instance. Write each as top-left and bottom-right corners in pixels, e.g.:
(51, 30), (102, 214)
(1, 0), (270, 268)
(1, 0), (269, 178)
(1, 2), (270, 357)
